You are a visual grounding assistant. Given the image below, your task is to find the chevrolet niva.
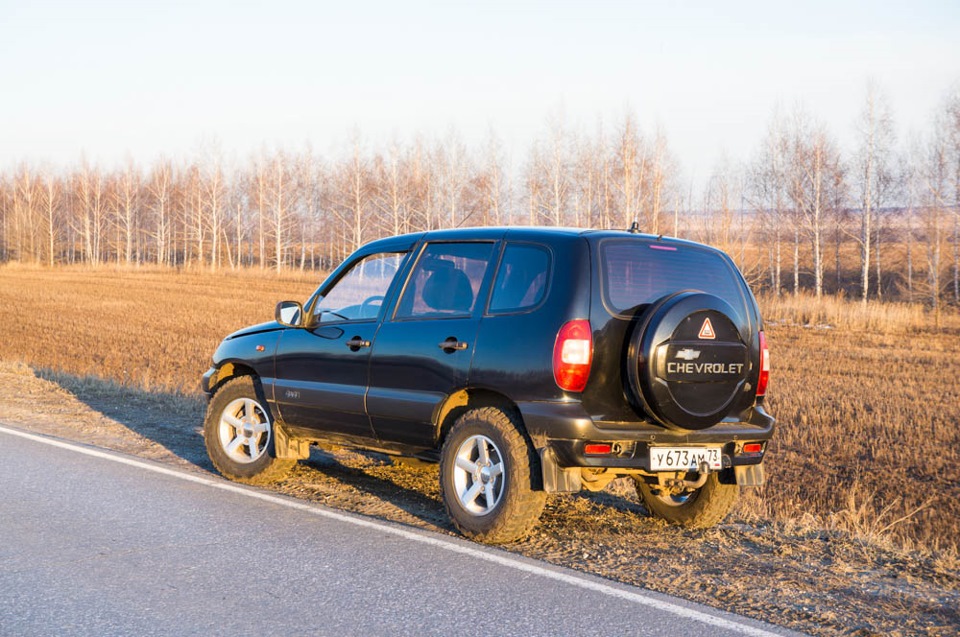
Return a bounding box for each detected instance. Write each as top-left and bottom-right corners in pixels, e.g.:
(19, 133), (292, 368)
(202, 227), (773, 543)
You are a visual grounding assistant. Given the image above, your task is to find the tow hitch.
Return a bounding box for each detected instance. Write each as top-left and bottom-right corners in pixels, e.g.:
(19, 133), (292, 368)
(659, 461), (711, 494)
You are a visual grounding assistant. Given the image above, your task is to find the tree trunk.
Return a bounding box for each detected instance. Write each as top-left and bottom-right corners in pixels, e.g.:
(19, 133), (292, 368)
(875, 229), (883, 299)
(906, 209), (913, 297)
(793, 226), (800, 296)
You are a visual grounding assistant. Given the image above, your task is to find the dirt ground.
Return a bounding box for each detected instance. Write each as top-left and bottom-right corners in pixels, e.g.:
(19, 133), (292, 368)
(2, 359), (957, 637)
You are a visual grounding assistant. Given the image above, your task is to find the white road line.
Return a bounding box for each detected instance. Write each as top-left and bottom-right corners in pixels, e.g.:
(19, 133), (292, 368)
(1, 424), (791, 637)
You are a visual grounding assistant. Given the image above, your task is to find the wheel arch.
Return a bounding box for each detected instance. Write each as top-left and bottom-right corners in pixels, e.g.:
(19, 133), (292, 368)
(206, 361), (259, 396)
(434, 388), (525, 448)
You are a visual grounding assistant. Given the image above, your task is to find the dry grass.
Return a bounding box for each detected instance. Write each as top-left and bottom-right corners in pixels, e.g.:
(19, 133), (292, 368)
(2, 264), (959, 558)
(759, 291), (934, 333)
(757, 311), (960, 556)
(0, 264), (319, 394)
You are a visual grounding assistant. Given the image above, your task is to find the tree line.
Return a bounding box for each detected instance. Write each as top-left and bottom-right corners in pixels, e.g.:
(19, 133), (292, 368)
(2, 82), (958, 310)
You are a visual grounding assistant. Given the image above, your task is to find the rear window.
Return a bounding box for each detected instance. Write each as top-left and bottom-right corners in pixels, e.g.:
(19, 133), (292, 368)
(600, 240), (746, 316)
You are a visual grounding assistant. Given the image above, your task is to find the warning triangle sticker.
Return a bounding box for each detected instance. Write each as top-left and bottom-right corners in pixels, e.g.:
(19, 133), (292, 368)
(698, 317), (717, 340)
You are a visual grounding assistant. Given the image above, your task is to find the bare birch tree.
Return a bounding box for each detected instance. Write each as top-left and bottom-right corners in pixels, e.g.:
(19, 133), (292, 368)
(436, 130), (470, 228)
(38, 170), (61, 266)
(615, 113), (647, 230)
(478, 129), (508, 226)
(147, 159), (173, 265)
(943, 86), (960, 304)
(854, 81), (896, 304)
(270, 151), (292, 272)
(749, 107), (790, 295)
(788, 115), (843, 299)
(646, 128), (675, 236)
(111, 158), (140, 265)
(328, 136), (372, 258)
(919, 127), (950, 325)
(74, 161), (106, 265)
(373, 141), (407, 237)
(13, 165), (40, 262)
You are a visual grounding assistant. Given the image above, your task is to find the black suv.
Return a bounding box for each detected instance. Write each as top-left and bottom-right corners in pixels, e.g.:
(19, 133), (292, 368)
(202, 227), (773, 543)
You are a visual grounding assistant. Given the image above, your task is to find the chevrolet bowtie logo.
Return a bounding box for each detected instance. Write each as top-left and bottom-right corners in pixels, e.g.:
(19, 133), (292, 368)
(675, 348), (701, 361)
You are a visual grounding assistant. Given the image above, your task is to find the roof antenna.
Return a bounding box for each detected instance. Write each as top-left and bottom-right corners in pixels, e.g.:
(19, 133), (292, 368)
(628, 220), (640, 234)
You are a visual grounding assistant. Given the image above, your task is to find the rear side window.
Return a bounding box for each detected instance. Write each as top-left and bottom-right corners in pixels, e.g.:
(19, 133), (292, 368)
(600, 240), (745, 316)
(489, 244), (550, 314)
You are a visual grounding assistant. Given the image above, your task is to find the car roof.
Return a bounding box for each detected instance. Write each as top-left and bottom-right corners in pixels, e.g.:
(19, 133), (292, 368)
(358, 226), (718, 253)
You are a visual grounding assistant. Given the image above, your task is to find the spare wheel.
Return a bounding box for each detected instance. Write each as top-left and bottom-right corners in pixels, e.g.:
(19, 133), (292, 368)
(626, 291), (750, 431)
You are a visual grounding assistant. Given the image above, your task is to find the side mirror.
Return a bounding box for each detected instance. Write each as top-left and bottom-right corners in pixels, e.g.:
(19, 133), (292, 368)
(275, 301), (303, 327)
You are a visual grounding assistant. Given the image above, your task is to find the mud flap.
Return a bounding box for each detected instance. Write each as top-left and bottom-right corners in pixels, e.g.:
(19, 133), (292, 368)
(734, 463), (765, 487)
(539, 447), (582, 493)
(274, 422), (310, 460)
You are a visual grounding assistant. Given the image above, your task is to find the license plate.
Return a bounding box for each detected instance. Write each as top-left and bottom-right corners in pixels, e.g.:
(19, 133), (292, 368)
(649, 447), (722, 471)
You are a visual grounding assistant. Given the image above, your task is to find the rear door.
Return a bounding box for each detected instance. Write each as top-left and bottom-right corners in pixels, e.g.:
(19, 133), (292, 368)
(367, 241), (497, 447)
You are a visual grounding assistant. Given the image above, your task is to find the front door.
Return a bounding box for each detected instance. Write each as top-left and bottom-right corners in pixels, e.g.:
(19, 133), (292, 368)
(273, 251), (407, 440)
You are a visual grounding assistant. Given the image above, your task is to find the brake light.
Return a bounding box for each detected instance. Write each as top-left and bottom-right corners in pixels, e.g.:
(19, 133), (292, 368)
(553, 319), (593, 392)
(742, 443), (763, 454)
(756, 331), (770, 397)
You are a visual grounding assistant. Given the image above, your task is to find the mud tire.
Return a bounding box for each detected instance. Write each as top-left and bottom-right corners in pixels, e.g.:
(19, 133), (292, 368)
(633, 473), (738, 528)
(204, 376), (296, 484)
(440, 407), (547, 544)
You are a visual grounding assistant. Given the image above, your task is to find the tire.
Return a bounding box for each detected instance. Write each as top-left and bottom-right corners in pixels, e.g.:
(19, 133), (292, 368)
(626, 291), (751, 431)
(440, 407), (547, 544)
(204, 376), (296, 484)
(633, 473), (738, 529)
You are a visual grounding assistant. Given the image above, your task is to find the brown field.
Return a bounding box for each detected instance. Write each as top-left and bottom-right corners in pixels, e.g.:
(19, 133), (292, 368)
(2, 264), (959, 635)
(1, 265), (958, 555)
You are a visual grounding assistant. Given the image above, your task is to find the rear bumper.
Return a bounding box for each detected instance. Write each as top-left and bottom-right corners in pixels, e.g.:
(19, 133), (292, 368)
(517, 399), (775, 471)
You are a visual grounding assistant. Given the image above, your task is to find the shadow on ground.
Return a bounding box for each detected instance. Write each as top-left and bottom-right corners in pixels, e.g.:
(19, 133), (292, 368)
(35, 368), (213, 471)
(32, 367), (649, 533)
(298, 448), (455, 531)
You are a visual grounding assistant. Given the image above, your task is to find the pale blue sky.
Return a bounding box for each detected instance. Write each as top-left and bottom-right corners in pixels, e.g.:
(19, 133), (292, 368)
(2, 0), (958, 186)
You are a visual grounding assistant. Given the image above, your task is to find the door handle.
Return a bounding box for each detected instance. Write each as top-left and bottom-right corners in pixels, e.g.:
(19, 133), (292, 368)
(438, 338), (468, 352)
(346, 336), (371, 350)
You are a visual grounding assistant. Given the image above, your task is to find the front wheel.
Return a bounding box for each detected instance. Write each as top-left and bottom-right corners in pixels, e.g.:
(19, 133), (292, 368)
(204, 376), (295, 484)
(633, 473), (738, 528)
(440, 407), (546, 544)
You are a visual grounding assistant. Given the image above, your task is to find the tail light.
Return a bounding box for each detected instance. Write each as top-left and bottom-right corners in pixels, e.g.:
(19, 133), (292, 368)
(553, 319), (593, 392)
(756, 331), (770, 397)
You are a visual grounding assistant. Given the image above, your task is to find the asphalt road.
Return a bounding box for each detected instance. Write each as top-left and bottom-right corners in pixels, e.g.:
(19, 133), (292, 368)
(0, 425), (805, 637)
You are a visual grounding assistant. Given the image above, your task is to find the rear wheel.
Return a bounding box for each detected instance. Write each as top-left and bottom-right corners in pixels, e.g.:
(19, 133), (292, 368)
(204, 376), (295, 484)
(633, 473), (738, 528)
(440, 407), (546, 544)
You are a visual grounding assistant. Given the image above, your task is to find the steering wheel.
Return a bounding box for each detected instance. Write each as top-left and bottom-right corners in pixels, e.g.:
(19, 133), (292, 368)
(359, 295), (385, 318)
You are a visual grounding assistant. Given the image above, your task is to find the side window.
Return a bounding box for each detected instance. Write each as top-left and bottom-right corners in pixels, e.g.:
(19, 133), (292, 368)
(395, 242), (495, 319)
(489, 244), (550, 314)
(314, 252), (406, 322)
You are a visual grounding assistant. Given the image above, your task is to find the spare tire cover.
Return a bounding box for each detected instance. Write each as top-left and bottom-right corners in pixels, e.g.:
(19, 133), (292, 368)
(627, 291), (750, 431)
